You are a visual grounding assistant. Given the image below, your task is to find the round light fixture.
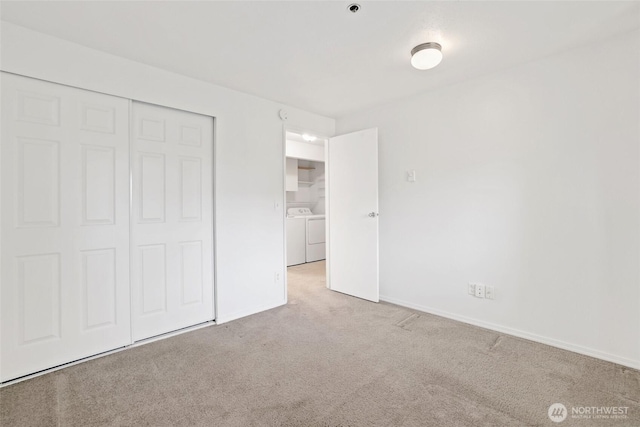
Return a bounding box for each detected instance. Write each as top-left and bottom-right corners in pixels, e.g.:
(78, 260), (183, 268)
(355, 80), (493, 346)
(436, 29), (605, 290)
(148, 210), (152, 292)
(302, 133), (317, 142)
(410, 42), (443, 70)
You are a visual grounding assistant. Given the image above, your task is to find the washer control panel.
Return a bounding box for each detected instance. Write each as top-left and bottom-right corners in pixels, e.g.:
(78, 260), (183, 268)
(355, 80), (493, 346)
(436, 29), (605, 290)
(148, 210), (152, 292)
(287, 207), (313, 217)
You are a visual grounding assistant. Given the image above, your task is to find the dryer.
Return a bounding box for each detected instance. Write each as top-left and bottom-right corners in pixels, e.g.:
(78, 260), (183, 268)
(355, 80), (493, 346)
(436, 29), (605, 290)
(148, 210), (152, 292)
(306, 216), (326, 262)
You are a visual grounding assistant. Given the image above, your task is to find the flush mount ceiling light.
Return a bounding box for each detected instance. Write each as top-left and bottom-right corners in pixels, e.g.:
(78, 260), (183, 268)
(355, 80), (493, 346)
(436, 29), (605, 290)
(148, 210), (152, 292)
(410, 42), (443, 70)
(302, 134), (317, 142)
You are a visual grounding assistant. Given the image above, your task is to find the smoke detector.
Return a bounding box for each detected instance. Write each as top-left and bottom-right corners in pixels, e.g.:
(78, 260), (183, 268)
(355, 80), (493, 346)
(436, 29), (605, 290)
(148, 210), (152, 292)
(347, 3), (361, 13)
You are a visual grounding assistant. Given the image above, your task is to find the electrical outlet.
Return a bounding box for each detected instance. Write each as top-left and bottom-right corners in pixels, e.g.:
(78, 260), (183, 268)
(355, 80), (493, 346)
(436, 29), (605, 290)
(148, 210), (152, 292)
(475, 284), (485, 298)
(468, 283), (476, 296)
(485, 286), (495, 300)
(274, 272), (281, 283)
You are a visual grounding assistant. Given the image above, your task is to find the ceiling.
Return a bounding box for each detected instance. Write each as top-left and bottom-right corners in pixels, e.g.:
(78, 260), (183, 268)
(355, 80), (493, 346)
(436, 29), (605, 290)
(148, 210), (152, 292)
(1, 1), (638, 118)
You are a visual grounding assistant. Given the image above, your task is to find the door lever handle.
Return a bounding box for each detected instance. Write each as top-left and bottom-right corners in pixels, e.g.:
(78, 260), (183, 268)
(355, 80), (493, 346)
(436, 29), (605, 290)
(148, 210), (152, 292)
(368, 212), (379, 218)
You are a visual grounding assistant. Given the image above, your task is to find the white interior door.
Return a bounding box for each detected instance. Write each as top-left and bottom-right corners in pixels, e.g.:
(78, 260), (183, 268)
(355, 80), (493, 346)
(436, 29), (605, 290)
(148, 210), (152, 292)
(327, 128), (379, 302)
(0, 73), (131, 381)
(131, 101), (214, 341)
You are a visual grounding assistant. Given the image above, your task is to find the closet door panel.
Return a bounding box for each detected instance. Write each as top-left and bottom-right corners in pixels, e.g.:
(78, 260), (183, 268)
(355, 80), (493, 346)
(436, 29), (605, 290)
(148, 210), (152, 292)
(131, 101), (214, 341)
(0, 73), (131, 382)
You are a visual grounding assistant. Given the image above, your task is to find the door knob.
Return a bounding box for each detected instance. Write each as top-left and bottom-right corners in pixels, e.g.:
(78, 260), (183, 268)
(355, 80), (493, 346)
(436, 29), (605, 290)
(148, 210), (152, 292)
(368, 212), (379, 218)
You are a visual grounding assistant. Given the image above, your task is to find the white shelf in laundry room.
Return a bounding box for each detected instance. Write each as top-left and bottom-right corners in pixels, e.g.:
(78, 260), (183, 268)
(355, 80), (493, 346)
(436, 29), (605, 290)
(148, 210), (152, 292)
(285, 153), (325, 219)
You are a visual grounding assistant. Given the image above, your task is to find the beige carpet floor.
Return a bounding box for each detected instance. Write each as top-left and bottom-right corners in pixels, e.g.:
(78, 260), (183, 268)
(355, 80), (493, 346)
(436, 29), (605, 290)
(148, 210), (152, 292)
(1, 260), (639, 426)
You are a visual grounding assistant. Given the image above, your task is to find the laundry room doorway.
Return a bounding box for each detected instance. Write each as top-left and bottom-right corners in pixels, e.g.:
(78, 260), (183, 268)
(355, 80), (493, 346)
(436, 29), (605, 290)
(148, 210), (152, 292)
(283, 127), (379, 303)
(284, 130), (328, 298)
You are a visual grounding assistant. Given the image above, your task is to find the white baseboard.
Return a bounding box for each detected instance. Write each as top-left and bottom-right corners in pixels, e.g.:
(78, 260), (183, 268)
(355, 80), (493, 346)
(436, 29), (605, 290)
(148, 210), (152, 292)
(215, 299), (286, 324)
(380, 294), (640, 371)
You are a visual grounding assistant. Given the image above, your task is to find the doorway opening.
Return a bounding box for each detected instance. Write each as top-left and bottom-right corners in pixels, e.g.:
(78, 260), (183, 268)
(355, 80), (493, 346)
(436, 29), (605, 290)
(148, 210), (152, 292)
(284, 130), (329, 299)
(283, 127), (379, 304)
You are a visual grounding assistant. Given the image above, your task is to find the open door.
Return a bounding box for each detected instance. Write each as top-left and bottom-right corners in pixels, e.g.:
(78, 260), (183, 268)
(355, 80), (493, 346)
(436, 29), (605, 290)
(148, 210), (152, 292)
(326, 128), (379, 302)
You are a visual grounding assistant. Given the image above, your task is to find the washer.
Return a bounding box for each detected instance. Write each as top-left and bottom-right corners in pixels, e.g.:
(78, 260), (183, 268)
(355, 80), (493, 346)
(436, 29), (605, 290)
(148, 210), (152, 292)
(286, 208), (326, 265)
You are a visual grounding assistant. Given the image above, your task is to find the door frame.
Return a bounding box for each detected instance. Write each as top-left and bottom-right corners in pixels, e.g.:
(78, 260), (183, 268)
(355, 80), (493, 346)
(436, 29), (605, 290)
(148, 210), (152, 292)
(281, 126), (331, 303)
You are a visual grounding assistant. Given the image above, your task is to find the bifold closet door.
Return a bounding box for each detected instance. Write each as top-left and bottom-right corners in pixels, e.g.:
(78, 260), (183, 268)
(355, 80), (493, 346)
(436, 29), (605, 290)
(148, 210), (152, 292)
(0, 73), (131, 382)
(131, 101), (214, 341)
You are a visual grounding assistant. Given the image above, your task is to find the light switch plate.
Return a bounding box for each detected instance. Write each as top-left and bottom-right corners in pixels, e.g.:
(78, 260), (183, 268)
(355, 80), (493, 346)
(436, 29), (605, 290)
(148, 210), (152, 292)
(468, 283), (476, 295)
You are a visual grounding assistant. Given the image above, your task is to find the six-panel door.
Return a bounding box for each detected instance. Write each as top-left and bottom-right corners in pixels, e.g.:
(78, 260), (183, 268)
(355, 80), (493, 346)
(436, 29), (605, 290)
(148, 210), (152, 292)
(0, 73), (132, 381)
(131, 101), (214, 341)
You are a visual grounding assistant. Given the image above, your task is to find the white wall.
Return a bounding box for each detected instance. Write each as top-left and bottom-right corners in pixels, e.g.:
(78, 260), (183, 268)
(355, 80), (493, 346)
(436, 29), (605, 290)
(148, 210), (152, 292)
(0, 22), (335, 323)
(337, 30), (640, 369)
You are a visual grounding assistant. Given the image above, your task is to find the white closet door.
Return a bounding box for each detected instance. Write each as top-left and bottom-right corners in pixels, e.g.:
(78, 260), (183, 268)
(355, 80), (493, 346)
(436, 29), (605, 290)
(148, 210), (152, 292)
(131, 101), (214, 341)
(0, 73), (131, 382)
